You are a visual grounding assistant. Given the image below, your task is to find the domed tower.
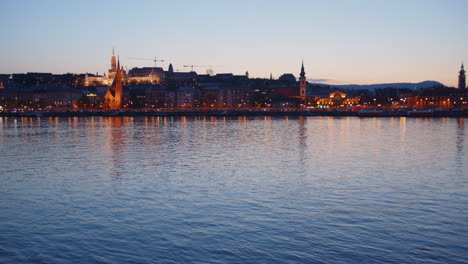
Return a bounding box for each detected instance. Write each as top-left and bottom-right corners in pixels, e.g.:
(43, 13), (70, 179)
(458, 63), (466, 89)
(299, 61), (307, 99)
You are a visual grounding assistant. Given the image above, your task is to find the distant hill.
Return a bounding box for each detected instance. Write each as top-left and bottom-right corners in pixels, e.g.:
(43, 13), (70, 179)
(314, 81), (444, 91)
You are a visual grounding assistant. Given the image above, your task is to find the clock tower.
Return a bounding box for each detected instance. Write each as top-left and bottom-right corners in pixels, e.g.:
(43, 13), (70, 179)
(459, 63), (466, 89)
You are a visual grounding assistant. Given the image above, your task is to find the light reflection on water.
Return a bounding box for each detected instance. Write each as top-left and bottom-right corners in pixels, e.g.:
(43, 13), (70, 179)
(0, 116), (467, 264)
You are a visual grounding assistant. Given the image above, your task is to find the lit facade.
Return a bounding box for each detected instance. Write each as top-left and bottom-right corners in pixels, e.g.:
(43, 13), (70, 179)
(407, 96), (453, 109)
(316, 91), (360, 108)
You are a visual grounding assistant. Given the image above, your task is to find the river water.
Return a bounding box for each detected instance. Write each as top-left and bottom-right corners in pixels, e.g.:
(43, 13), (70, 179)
(0, 116), (466, 263)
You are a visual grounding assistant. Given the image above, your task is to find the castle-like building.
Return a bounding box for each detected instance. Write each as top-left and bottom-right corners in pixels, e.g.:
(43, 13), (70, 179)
(83, 49), (121, 86)
(84, 49), (165, 87)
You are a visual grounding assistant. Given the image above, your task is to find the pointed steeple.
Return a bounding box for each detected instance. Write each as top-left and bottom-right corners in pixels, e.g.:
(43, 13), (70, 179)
(300, 60), (305, 78)
(459, 61), (466, 89)
(299, 60), (307, 100)
(104, 53), (124, 109)
(117, 57), (121, 75)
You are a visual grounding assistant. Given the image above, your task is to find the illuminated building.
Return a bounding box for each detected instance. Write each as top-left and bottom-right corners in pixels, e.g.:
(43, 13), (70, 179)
(84, 49), (128, 86)
(407, 95), (452, 109)
(103, 59), (124, 109)
(316, 91), (360, 108)
(84, 49), (120, 86)
(459, 63), (466, 89)
(406, 87), (468, 109)
(126, 67), (164, 84)
(84, 73), (110, 86)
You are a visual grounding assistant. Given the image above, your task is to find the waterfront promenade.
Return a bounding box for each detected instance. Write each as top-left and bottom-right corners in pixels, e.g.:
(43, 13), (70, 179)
(1, 109), (468, 118)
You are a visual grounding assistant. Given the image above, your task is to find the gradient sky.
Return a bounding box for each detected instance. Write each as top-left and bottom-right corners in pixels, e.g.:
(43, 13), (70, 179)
(1, 0), (467, 86)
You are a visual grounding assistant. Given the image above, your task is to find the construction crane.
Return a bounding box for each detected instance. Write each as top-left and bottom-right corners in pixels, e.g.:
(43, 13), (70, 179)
(183, 65), (213, 72)
(128, 57), (165, 77)
(128, 57), (165, 68)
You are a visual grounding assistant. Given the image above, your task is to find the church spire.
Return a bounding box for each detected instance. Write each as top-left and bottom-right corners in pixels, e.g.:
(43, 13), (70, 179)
(459, 61), (466, 89)
(300, 60), (305, 78)
(299, 61), (307, 100)
(104, 53), (124, 109)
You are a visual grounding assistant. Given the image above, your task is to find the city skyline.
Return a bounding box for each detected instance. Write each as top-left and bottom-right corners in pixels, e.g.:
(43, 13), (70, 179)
(1, 0), (467, 87)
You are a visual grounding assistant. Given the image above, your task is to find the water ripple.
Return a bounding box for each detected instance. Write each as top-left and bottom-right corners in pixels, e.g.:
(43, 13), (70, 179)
(0, 116), (467, 263)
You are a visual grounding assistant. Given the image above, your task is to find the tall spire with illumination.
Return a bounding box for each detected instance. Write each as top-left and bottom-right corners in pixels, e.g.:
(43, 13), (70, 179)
(459, 62), (466, 89)
(115, 58), (123, 108)
(104, 56), (124, 109)
(111, 48), (117, 72)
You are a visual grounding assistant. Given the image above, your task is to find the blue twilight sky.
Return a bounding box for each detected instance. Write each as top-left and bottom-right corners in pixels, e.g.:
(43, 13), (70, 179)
(0, 0), (467, 86)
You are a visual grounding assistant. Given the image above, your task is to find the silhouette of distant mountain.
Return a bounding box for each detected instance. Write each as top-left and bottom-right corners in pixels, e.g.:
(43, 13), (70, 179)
(314, 81), (444, 90)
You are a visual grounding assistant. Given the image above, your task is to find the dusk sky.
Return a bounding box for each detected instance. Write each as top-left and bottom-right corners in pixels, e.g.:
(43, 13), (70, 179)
(1, 0), (467, 86)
